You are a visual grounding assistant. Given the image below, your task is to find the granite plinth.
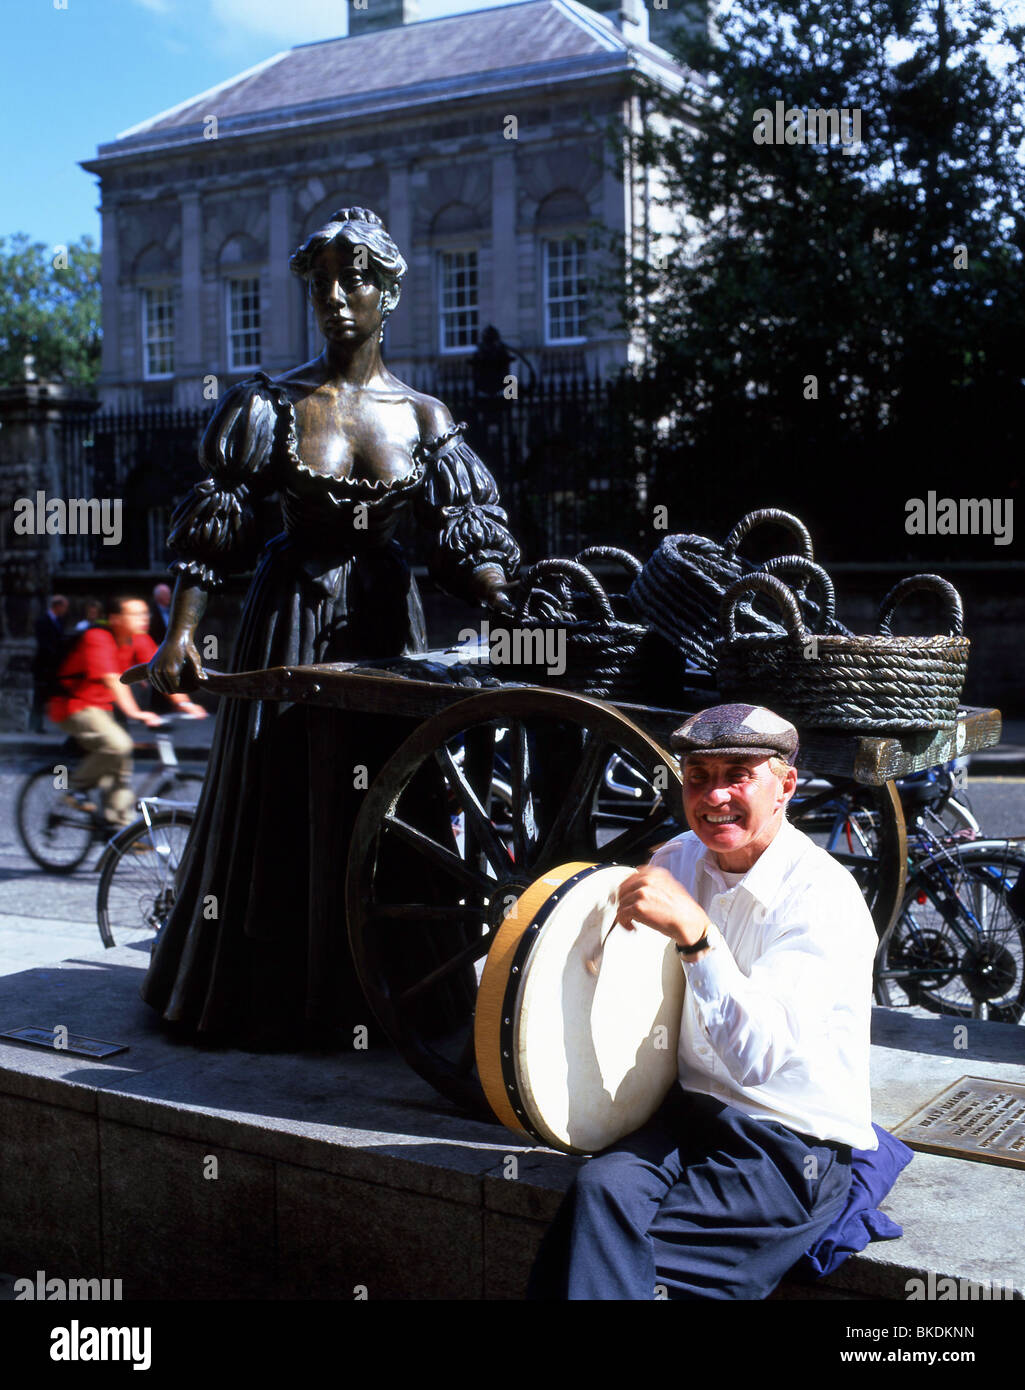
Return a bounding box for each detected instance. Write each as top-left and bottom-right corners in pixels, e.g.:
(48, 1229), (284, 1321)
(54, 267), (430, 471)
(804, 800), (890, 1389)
(0, 948), (1022, 1300)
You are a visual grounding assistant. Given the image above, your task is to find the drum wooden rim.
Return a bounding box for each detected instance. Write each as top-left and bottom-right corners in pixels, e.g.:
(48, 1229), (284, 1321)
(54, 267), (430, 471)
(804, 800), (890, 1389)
(474, 861), (597, 1143)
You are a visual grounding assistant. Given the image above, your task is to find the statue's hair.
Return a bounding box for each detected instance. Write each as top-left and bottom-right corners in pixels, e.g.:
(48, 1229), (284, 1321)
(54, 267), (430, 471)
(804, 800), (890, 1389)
(289, 207), (407, 316)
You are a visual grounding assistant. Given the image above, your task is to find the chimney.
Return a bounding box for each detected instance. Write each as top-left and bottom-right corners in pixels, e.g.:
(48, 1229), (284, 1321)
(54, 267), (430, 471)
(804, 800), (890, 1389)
(582, 0), (649, 43)
(349, 0), (421, 37)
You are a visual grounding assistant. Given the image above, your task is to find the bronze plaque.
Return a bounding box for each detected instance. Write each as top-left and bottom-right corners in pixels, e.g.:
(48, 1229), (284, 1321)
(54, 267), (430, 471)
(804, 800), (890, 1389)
(893, 1075), (1025, 1169)
(0, 1026), (128, 1059)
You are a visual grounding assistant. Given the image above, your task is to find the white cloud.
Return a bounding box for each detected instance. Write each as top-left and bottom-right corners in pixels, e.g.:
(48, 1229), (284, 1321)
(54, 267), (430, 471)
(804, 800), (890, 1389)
(130, 0), (172, 12)
(209, 0), (348, 45)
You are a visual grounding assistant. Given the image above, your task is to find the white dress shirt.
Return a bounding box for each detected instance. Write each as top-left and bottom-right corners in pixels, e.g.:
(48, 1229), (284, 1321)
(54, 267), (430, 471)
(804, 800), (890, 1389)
(649, 816), (878, 1151)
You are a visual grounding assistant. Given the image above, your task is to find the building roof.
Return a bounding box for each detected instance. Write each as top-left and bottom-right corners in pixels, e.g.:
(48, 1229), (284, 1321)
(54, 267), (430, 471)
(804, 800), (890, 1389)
(92, 0), (684, 162)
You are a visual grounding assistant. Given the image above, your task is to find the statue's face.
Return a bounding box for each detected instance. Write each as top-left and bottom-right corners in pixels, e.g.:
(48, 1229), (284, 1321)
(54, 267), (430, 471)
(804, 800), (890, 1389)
(307, 239), (384, 348)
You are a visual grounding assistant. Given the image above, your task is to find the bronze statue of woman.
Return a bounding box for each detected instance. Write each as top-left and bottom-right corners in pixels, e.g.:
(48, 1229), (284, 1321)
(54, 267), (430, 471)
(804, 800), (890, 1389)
(142, 207), (519, 1049)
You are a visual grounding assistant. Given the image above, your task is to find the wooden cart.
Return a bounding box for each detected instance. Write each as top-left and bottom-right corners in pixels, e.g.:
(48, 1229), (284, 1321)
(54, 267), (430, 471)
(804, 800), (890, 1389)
(157, 650), (1002, 1119)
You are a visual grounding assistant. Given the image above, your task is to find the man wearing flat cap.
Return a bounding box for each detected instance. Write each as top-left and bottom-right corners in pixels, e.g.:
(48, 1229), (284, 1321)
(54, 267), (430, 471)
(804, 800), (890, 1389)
(529, 702), (878, 1300)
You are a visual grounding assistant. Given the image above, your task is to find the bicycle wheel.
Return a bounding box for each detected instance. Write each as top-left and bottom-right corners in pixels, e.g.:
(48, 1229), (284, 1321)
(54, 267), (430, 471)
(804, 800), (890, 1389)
(876, 842), (1025, 1022)
(16, 766), (98, 873)
(96, 807), (196, 949)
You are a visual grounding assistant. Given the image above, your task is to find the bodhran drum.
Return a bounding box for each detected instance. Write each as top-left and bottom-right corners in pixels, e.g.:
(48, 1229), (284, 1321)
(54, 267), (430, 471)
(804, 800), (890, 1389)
(474, 862), (685, 1155)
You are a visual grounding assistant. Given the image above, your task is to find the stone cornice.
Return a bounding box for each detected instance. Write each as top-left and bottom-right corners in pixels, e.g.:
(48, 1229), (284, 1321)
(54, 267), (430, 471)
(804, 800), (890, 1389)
(82, 51), (683, 175)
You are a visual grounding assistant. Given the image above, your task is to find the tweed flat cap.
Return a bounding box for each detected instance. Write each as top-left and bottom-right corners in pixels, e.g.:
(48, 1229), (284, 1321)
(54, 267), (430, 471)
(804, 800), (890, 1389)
(670, 703), (799, 761)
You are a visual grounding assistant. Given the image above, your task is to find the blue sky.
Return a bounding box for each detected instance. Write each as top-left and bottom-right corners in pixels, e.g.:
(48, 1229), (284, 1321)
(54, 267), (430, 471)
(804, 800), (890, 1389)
(1, 0), (510, 252)
(4, 0), (1022, 253)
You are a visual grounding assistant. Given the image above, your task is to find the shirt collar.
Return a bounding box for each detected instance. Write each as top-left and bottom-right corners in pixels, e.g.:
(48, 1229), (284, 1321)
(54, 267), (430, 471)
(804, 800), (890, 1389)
(695, 815), (801, 909)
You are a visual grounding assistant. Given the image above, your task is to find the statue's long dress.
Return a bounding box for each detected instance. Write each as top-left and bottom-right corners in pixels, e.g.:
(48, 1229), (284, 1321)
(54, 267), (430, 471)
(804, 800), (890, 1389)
(140, 374), (519, 1048)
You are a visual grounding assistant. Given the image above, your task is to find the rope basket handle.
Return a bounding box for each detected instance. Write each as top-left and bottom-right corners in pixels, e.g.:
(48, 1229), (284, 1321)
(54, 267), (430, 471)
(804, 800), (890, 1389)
(517, 559), (616, 624)
(719, 572), (810, 645)
(877, 574), (965, 638)
(759, 554), (837, 621)
(723, 508), (814, 564)
(574, 546), (643, 580)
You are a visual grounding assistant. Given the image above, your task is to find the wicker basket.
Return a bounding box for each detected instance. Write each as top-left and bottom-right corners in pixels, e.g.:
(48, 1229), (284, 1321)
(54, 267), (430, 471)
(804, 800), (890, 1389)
(715, 572), (969, 733)
(758, 555), (852, 637)
(503, 558), (650, 700)
(573, 547), (644, 620)
(628, 508), (815, 673)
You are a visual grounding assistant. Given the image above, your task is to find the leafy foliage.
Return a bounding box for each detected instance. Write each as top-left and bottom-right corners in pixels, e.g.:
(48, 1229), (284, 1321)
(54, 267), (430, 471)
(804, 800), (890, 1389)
(0, 234), (101, 389)
(621, 0), (1025, 559)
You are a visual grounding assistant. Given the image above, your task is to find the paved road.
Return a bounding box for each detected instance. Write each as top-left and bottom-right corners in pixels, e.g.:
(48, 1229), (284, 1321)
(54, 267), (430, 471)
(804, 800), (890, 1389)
(1, 757), (1023, 977)
(1, 763), (113, 976)
(0, 756), (197, 976)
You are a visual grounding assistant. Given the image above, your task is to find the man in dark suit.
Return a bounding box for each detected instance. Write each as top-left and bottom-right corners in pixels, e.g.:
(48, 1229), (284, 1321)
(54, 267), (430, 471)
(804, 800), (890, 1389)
(149, 583), (172, 644)
(30, 595), (69, 731)
(149, 584), (174, 714)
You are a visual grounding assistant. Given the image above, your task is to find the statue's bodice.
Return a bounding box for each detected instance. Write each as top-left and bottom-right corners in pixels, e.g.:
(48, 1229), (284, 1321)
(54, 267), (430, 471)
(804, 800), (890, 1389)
(166, 373), (521, 597)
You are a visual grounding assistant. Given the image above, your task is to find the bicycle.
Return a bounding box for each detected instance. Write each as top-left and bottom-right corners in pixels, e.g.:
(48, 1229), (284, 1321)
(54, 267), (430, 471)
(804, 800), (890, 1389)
(793, 766), (1024, 1021)
(95, 796), (197, 949)
(875, 830), (1025, 1022)
(15, 716), (206, 874)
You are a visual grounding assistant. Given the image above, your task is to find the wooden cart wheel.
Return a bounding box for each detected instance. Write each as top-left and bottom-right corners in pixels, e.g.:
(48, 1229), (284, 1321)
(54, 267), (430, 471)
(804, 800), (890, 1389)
(345, 687), (684, 1118)
(788, 775), (907, 940)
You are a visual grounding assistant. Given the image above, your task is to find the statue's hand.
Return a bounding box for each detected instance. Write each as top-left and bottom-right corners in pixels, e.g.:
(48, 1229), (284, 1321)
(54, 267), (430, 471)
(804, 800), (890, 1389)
(470, 565), (515, 616)
(148, 632), (204, 694)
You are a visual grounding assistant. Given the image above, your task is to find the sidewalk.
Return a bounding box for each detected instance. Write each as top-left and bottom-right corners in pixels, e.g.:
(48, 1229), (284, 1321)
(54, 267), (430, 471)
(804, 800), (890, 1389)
(1, 947), (1022, 1299)
(968, 718), (1025, 776)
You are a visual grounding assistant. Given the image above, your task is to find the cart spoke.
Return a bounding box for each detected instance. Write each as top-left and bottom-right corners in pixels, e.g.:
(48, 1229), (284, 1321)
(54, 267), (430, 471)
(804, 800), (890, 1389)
(384, 815), (493, 895)
(398, 929), (493, 1006)
(600, 806), (675, 862)
(462, 725), (500, 873)
(535, 730), (609, 864)
(370, 902), (484, 923)
(510, 720), (538, 868)
(435, 744), (512, 874)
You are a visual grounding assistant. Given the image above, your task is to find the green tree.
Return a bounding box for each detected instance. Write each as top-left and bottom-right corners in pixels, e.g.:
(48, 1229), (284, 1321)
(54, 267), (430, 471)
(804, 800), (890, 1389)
(622, 0), (1025, 559)
(0, 233), (101, 389)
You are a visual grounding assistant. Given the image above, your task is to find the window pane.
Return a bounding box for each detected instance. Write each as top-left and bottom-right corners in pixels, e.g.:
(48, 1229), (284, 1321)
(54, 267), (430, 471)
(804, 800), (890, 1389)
(142, 286), (175, 377)
(227, 277), (261, 369)
(439, 250), (478, 351)
(545, 238), (586, 343)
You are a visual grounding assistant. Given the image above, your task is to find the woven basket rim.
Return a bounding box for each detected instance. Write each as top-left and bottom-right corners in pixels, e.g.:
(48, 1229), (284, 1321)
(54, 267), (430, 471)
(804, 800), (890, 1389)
(715, 632), (970, 652)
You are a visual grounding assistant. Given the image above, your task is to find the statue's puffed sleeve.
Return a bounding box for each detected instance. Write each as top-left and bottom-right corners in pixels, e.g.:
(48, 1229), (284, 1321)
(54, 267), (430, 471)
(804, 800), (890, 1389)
(167, 377), (282, 589)
(414, 425), (521, 598)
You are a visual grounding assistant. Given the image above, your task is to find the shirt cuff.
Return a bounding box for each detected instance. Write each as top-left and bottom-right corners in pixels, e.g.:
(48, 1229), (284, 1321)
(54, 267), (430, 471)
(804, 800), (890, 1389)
(679, 920), (742, 1010)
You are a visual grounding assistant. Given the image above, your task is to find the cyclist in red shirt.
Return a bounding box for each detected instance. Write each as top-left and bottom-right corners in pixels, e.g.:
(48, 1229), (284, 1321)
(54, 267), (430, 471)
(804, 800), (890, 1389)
(48, 596), (205, 826)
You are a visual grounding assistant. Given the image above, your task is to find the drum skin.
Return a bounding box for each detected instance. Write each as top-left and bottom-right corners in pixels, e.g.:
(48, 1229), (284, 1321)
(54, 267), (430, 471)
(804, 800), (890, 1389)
(474, 863), (686, 1155)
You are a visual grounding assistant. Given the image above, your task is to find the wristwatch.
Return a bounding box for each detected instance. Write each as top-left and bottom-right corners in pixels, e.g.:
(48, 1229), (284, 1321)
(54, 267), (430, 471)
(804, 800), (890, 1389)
(675, 920), (715, 957)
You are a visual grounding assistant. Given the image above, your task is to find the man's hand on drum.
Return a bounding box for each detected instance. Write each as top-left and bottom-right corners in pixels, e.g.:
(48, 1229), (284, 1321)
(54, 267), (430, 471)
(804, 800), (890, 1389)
(615, 866), (710, 951)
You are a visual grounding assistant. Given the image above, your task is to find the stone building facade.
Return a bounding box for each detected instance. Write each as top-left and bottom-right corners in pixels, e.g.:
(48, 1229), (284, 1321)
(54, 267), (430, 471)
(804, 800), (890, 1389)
(81, 0), (698, 407)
